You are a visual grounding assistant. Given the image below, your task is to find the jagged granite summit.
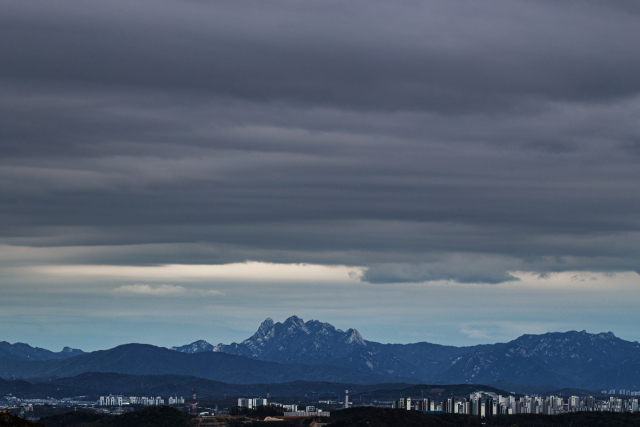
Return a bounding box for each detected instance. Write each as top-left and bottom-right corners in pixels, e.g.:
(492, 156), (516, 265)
(215, 316), (367, 364)
(171, 316), (640, 389)
(174, 316), (367, 364)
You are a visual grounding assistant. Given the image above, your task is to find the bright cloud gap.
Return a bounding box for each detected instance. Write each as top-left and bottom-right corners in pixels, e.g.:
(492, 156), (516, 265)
(113, 284), (222, 297)
(39, 261), (366, 283)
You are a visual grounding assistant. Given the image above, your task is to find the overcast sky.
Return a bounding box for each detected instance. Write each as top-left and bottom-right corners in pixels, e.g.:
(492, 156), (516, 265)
(2, 0), (640, 351)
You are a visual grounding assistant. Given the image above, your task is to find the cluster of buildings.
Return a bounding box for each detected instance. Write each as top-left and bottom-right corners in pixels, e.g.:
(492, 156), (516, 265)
(2, 392), (198, 418)
(283, 408), (331, 417)
(98, 395), (185, 406)
(4, 397), (54, 406)
(2, 395), (95, 408)
(238, 397), (330, 417)
(601, 389), (640, 396)
(392, 392), (640, 416)
(9, 386), (640, 421)
(2, 393), (187, 410)
(237, 398), (268, 409)
(1, 395), (96, 418)
(99, 390), (202, 416)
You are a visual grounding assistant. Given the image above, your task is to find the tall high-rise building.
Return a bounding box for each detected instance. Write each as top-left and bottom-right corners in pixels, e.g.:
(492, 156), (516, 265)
(585, 396), (595, 409)
(403, 397), (411, 410)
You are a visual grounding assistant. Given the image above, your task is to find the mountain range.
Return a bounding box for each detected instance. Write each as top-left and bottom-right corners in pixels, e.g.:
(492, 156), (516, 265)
(2, 316), (640, 391)
(171, 315), (640, 390)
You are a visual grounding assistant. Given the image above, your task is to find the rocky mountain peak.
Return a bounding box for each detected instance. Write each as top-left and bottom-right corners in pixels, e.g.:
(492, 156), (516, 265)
(204, 316), (370, 364)
(283, 315), (308, 333)
(599, 332), (616, 339)
(258, 318), (275, 333)
(344, 328), (366, 346)
(171, 340), (214, 354)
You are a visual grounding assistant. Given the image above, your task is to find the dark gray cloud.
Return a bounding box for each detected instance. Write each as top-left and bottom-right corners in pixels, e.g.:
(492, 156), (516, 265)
(1, 0), (640, 284)
(2, 1), (640, 112)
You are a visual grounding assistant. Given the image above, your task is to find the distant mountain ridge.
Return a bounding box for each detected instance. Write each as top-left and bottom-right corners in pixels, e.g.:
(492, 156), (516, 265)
(0, 341), (84, 361)
(2, 316), (640, 390)
(0, 372), (415, 399)
(170, 340), (214, 353)
(0, 343), (396, 384)
(171, 316), (640, 389)
(438, 330), (640, 389)
(0, 372), (510, 400)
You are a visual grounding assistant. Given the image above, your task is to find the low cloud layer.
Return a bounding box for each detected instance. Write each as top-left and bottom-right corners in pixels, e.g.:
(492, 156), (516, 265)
(113, 284), (187, 296)
(112, 284), (223, 297)
(363, 255), (522, 285)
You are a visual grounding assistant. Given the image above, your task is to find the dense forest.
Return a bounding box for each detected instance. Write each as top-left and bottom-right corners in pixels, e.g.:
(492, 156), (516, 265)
(0, 411), (43, 427)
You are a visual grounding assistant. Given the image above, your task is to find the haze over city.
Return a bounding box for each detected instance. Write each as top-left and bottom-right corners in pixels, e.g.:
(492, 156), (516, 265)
(2, 0), (640, 352)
